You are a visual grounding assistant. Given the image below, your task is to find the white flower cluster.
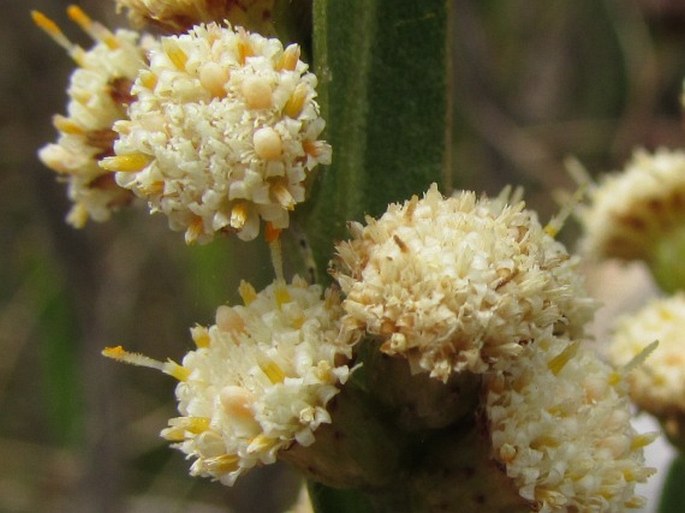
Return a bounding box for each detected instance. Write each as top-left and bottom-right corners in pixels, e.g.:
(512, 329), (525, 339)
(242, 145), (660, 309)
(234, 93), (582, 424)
(577, 148), (685, 261)
(486, 333), (655, 513)
(104, 22), (330, 243)
(334, 184), (596, 381)
(610, 294), (685, 417)
(161, 277), (354, 485)
(35, 8), (151, 227)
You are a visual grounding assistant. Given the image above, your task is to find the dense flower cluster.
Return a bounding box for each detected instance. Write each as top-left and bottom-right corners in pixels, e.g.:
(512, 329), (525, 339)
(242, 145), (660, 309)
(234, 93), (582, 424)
(334, 184), (596, 381)
(486, 333), (655, 513)
(576, 148), (685, 261)
(102, 22), (330, 243)
(159, 277), (354, 484)
(115, 0), (276, 34)
(34, 7), (152, 227)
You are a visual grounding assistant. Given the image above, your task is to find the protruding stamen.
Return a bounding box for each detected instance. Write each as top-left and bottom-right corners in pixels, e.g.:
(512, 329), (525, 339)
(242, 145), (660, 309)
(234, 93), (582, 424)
(545, 183), (587, 238)
(163, 39), (188, 71)
(204, 454), (240, 473)
(274, 281), (292, 306)
(284, 83), (307, 118)
(99, 153), (151, 172)
(139, 70), (158, 90)
(162, 416), (211, 441)
(624, 340), (659, 374)
(630, 432), (657, 450)
(548, 341), (580, 375)
(31, 10), (84, 63)
(278, 44), (300, 71)
(102, 345), (189, 381)
(239, 280), (257, 305)
(186, 216), (204, 244)
(66, 5), (119, 49)
(190, 325), (211, 348)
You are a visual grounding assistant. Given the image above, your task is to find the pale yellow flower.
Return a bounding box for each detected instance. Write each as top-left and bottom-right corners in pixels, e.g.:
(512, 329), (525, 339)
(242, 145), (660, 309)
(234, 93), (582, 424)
(116, 0), (276, 34)
(102, 23), (330, 243)
(334, 184), (596, 381)
(577, 148), (685, 261)
(486, 333), (656, 513)
(105, 277), (354, 485)
(610, 293), (685, 445)
(33, 7), (153, 227)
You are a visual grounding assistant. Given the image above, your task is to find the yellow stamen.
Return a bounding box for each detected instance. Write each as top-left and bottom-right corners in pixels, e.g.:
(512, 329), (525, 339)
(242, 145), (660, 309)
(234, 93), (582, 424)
(278, 44), (300, 71)
(53, 115), (84, 135)
(247, 433), (275, 453)
(102, 345), (189, 381)
(624, 340), (658, 374)
(204, 454), (240, 473)
(66, 5), (119, 50)
(274, 282), (292, 307)
(99, 153), (152, 173)
(258, 358), (286, 384)
(608, 371), (622, 386)
(230, 202), (248, 230)
(548, 341), (580, 376)
(284, 83), (307, 118)
(185, 216), (204, 244)
(163, 39), (188, 71)
(271, 182), (295, 210)
(139, 70), (158, 90)
(190, 325), (211, 348)
(630, 433), (656, 450)
(239, 280), (257, 305)
(236, 32), (253, 65)
(545, 182), (587, 238)
(31, 10), (73, 52)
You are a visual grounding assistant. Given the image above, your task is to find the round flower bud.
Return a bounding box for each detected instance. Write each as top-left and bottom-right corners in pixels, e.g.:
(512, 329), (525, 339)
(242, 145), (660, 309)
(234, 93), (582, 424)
(104, 23), (331, 243)
(609, 293), (685, 448)
(161, 277), (355, 485)
(33, 7), (153, 227)
(333, 184), (596, 382)
(486, 334), (656, 513)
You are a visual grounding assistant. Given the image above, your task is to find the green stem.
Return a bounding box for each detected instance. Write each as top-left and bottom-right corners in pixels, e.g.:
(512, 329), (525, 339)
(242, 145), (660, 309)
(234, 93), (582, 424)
(658, 455), (685, 513)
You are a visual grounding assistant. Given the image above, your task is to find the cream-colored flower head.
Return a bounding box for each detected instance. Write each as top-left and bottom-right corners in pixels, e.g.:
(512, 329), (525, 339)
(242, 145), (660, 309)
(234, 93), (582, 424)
(33, 7), (153, 228)
(116, 0), (275, 34)
(333, 184), (596, 382)
(610, 294), (685, 418)
(486, 334), (656, 513)
(105, 277), (354, 485)
(102, 23), (330, 243)
(577, 148), (685, 261)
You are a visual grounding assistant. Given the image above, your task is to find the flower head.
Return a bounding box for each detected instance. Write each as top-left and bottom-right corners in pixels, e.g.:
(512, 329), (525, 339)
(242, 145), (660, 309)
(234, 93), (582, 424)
(106, 277), (354, 485)
(116, 0), (276, 34)
(33, 7), (152, 228)
(610, 294), (685, 435)
(576, 148), (685, 261)
(102, 23), (330, 243)
(333, 184), (596, 381)
(486, 334), (655, 513)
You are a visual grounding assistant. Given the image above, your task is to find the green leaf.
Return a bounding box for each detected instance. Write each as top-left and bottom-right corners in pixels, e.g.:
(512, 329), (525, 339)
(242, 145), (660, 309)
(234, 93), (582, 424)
(304, 0), (453, 279)
(308, 481), (376, 513)
(658, 455), (685, 513)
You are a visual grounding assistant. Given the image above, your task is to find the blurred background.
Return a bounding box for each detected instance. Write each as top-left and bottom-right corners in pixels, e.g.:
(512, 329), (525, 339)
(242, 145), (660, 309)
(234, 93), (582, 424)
(1, 0), (685, 511)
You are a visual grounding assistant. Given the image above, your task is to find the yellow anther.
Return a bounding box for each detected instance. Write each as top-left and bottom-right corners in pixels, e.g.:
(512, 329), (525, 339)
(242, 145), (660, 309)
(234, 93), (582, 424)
(166, 361), (190, 381)
(185, 216), (204, 244)
(230, 202), (249, 230)
(163, 39), (188, 71)
(608, 371), (622, 386)
(247, 433), (274, 453)
(278, 44), (300, 71)
(205, 454), (240, 473)
(67, 5), (119, 50)
(237, 35), (253, 65)
(284, 83), (307, 118)
(274, 282), (292, 307)
(630, 433), (656, 450)
(190, 325), (211, 348)
(548, 341), (580, 376)
(239, 280), (257, 305)
(259, 358), (286, 384)
(139, 70), (158, 90)
(161, 416), (210, 441)
(31, 10), (73, 52)
(53, 115), (84, 135)
(99, 153), (152, 173)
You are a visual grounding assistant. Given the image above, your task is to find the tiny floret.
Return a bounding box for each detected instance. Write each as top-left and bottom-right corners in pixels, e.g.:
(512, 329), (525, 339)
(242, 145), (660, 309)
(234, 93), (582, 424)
(161, 277), (354, 485)
(107, 23), (330, 243)
(486, 334), (655, 513)
(576, 148), (685, 261)
(333, 184), (596, 381)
